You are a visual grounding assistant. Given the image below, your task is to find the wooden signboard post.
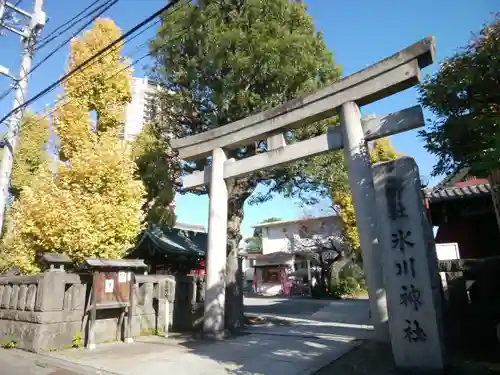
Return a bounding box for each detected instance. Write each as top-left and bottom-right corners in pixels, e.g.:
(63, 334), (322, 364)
(82, 258), (147, 350)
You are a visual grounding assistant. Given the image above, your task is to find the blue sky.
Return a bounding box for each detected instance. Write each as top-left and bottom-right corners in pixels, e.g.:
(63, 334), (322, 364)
(0, 0), (497, 239)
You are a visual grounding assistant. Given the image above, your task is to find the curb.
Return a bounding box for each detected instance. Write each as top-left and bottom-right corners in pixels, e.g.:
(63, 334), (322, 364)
(5, 349), (119, 375)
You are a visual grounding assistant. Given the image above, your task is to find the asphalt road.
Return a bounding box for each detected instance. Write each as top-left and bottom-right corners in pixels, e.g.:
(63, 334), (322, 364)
(244, 295), (333, 318)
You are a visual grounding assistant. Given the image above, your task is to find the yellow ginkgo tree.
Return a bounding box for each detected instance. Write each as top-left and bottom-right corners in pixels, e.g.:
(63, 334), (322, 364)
(10, 112), (51, 199)
(3, 19), (145, 273)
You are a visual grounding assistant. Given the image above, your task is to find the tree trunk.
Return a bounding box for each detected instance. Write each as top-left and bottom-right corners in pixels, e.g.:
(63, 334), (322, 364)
(224, 178), (251, 331)
(330, 255), (351, 286)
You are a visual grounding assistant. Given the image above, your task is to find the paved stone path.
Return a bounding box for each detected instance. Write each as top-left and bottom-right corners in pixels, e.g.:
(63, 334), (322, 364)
(42, 298), (372, 375)
(46, 330), (361, 375)
(1, 297), (372, 375)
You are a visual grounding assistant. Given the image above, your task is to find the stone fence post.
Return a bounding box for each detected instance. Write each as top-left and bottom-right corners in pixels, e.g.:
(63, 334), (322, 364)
(35, 269), (67, 312)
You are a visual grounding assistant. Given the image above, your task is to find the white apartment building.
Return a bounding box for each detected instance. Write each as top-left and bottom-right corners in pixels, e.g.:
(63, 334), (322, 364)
(242, 215), (343, 296)
(123, 77), (162, 140)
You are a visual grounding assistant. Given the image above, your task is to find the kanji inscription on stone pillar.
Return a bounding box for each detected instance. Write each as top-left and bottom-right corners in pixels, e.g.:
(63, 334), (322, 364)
(373, 157), (446, 370)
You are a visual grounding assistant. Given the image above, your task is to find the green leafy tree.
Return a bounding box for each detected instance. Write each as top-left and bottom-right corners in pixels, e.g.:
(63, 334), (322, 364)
(132, 122), (179, 226)
(151, 0), (340, 326)
(3, 19), (145, 274)
(418, 14), (500, 176)
(243, 236), (262, 253)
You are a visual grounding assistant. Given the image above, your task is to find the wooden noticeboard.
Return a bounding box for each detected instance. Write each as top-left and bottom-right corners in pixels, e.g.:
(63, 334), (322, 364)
(82, 258), (147, 350)
(94, 271), (131, 305)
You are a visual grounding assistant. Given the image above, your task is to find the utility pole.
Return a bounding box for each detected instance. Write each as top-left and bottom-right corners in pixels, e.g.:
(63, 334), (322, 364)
(0, 1), (5, 22)
(0, 0), (46, 237)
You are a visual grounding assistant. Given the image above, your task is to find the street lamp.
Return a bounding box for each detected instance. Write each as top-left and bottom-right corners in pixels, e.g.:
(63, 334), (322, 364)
(0, 65), (17, 81)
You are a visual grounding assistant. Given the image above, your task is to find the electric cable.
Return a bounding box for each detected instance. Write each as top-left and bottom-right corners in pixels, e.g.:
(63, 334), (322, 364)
(28, 0), (118, 77)
(0, 0), (183, 125)
(0, 1), (117, 106)
(30, 11), (197, 126)
(34, 0), (115, 51)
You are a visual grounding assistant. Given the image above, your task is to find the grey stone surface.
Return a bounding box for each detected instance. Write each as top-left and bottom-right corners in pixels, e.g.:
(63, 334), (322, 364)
(373, 157), (446, 370)
(46, 329), (361, 375)
(244, 296), (337, 318)
(17, 285), (27, 311)
(26, 284), (37, 311)
(172, 36), (435, 160)
(37, 294), (374, 375)
(341, 100), (389, 342)
(10, 285), (19, 310)
(1, 285), (12, 308)
(204, 147), (229, 336)
(0, 270), (178, 353)
(183, 106), (425, 189)
(0, 347), (116, 374)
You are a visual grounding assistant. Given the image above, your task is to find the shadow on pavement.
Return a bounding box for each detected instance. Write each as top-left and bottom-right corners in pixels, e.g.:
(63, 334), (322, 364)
(43, 297), (372, 375)
(175, 330), (361, 375)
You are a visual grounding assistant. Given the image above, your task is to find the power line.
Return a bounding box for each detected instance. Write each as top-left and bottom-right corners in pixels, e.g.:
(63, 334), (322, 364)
(34, 50), (151, 125)
(0, 0), (117, 107)
(28, 0), (118, 76)
(0, 0), (183, 125)
(0, 87), (14, 104)
(0, 0), (29, 106)
(0, 0), (45, 238)
(25, 12), (162, 112)
(35, 0), (114, 50)
(31, 12), (197, 126)
(1, 8), (163, 113)
(35, 0), (103, 47)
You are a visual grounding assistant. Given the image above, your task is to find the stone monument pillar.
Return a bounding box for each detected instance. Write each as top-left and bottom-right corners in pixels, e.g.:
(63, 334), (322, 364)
(373, 157), (447, 371)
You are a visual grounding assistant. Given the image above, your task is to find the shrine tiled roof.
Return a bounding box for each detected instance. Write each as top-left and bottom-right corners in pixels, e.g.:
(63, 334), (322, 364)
(423, 167), (493, 203)
(424, 183), (491, 203)
(127, 224), (207, 258)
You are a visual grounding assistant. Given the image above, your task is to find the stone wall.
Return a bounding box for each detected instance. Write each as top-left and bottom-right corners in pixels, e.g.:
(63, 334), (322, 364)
(172, 275), (204, 332)
(439, 257), (500, 357)
(0, 270), (175, 352)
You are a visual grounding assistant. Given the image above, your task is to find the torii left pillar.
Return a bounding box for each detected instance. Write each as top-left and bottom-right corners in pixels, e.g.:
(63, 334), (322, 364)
(203, 147), (228, 338)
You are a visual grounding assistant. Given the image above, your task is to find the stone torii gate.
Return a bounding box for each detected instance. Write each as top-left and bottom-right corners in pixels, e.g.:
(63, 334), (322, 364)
(171, 36), (436, 341)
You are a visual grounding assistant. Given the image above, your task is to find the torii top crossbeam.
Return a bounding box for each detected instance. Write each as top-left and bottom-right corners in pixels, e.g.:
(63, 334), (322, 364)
(171, 36), (435, 161)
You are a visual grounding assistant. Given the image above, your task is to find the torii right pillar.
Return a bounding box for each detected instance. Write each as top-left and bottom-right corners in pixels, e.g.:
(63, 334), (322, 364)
(340, 101), (389, 341)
